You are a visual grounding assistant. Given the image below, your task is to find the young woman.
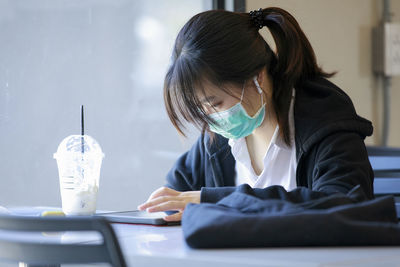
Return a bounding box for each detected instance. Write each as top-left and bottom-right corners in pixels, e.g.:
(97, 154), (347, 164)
(138, 7), (374, 221)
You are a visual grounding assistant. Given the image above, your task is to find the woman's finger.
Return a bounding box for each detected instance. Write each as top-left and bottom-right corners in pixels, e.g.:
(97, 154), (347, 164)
(138, 195), (173, 210)
(138, 187), (178, 210)
(147, 200), (185, 212)
(163, 211), (182, 222)
(147, 187), (178, 202)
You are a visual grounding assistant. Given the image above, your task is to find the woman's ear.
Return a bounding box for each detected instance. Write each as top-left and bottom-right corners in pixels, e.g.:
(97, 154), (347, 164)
(256, 67), (268, 89)
(257, 66), (273, 96)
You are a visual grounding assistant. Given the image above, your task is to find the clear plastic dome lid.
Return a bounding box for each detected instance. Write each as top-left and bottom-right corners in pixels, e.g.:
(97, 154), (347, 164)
(54, 135), (104, 158)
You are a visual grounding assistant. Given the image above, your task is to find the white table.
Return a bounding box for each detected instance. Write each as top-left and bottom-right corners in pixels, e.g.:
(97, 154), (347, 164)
(5, 207), (400, 267)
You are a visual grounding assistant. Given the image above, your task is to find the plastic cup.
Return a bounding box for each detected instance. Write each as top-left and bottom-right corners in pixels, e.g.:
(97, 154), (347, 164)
(53, 135), (104, 215)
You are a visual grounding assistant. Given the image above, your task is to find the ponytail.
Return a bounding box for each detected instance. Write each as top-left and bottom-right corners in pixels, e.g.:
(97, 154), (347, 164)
(255, 7), (335, 145)
(260, 7), (332, 82)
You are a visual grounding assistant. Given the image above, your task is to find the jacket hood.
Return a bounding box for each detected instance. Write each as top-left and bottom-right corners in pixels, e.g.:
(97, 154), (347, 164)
(294, 77), (373, 156)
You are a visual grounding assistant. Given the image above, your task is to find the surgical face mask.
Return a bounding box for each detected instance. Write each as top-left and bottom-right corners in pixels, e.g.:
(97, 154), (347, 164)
(208, 76), (266, 139)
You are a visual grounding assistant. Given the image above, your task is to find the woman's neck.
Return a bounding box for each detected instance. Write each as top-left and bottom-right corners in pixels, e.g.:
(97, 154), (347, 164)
(249, 104), (277, 145)
(244, 71), (278, 175)
(248, 71), (277, 145)
(245, 101), (277, 175)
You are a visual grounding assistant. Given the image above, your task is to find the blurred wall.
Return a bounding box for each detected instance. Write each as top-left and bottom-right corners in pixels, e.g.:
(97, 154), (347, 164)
(0, 0), (208, 210)
(247, 0), (400, 146)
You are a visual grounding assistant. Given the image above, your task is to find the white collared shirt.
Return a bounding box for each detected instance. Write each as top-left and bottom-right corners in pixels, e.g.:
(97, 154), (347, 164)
(228, 89), (297, 190)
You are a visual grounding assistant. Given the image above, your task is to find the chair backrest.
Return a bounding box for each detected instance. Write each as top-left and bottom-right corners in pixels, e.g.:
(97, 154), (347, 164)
(373, 170), (400, 196)
(367, 146), (400, 171)
(367, 146), (400, 196)
(373, 170), (400, 219)
(367, 146), (400, 219)
(0, 215), (126, 267)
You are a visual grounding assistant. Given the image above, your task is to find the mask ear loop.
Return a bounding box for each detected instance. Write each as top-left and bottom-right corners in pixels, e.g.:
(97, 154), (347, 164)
(253, 76), (263, 105)
(240, 81), (246, 102)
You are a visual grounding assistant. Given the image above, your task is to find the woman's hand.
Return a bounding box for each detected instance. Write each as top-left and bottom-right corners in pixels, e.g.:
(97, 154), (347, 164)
(137, 187), (200, 222)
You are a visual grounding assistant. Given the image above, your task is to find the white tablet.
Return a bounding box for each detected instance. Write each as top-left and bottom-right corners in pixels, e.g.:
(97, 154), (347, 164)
(95, 210), (180, 226)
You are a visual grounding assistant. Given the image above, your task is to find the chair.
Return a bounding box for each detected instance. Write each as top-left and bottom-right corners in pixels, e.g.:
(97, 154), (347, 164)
(367, 146), (400, 219)
(373, 169), (400, 218)
(0, 215), (126, 267)
(367, 146), (400, 171)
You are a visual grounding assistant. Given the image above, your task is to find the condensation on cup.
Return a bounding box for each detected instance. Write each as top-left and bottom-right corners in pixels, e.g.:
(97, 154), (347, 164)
(54, 135), (104, 215)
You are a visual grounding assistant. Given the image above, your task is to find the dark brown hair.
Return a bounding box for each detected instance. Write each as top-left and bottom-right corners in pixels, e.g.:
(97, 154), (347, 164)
(163, 7), (334, 145)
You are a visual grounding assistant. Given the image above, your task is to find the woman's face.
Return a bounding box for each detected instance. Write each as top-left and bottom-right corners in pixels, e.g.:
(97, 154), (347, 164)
(198, 78), (265, 117)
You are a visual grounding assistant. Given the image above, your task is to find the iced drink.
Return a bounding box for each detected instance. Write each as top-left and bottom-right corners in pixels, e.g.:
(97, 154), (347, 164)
(54, 135), (104, 215)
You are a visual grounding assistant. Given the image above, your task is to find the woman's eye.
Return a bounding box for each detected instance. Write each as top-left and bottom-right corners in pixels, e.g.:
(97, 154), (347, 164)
(203, 102), (222, 114)
(212, 102), (222, 108)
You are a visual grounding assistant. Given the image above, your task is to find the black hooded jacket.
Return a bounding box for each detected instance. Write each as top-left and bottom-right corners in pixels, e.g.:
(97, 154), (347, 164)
(165, 77), (374, 203)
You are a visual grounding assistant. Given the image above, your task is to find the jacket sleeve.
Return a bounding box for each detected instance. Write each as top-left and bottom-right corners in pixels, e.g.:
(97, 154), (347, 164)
(165, 134), (206, 191)
(309, 131), (374, 198)
(201, 131), (374, 203)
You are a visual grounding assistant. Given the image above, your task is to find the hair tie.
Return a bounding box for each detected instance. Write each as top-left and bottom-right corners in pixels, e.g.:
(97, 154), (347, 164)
(249, 8), (264, 29)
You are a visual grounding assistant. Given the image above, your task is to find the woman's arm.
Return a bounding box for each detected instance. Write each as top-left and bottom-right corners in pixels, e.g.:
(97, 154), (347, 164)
(164, 134), (207, 191)
(139, 131), (373, 221)
(201, 131), (374, 203)
(137, 134), (206, 221)
(308, 131), (374, 198)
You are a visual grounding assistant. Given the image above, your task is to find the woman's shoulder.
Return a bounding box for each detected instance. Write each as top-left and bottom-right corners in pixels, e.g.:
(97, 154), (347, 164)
(295, 76), (366, 122)
(294, 76), (373, 153)
(296, 77), (354, 107)
(201, 132), (231, 156)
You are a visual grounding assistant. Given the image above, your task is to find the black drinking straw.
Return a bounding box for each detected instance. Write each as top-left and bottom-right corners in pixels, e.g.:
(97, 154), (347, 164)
(81, 105), (84, 154)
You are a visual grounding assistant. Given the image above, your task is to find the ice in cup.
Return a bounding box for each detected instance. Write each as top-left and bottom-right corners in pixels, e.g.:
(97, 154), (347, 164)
(54, 135), (104, 215)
